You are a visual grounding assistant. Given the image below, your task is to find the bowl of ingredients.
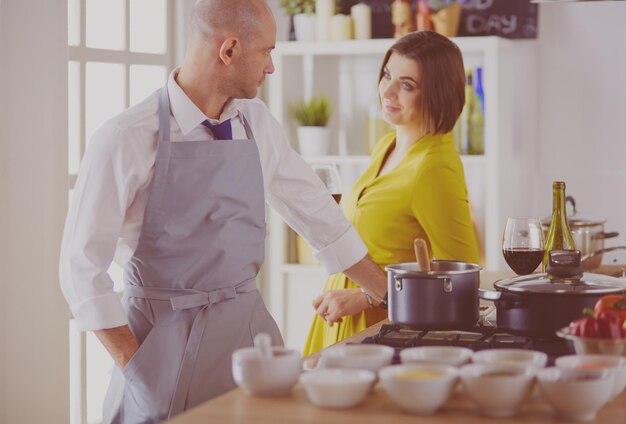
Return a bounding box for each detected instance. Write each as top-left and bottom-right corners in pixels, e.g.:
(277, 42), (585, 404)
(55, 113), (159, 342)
(400, 346), (473, 367)
(472, 348), (547, 370)
(555, 354), (626, 397)
(459, 363), (536, 418)
(299, 369), (375, 409)
(537, 367), (615, 421)
(379, 364), (458, 414)
(321, 344), (394, 372)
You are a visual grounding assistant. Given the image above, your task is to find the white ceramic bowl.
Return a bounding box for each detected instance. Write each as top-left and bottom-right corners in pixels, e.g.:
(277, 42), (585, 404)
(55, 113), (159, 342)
(472, 348), (548, 370)
(299, 369), (375, 409)
(459, 363), (536, 418)
(321, 344), (395, 372)
(537, 367), (615, 421)
(232, 346), (302, 396)
(379, 364), (459, 414)
(400, 346), (473, 367)
(555, 354), (626, 398)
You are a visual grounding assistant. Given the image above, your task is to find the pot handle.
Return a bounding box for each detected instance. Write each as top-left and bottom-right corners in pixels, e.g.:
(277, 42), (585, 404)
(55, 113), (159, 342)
(393, 275), (453, 293)
(478, 288), (501, 301)
(595, 231), (619, 240)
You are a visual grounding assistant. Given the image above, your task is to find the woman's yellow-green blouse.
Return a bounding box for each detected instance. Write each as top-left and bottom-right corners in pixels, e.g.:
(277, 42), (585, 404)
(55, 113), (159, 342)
(303, 131), (479, 356)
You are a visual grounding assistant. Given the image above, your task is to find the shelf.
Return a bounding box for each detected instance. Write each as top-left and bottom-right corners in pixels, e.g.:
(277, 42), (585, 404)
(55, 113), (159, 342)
(275, 36), (505, 57)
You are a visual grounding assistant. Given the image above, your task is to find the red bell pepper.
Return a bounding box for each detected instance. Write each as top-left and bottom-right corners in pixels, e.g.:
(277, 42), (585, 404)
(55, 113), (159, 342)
(595, 311), (625, 338)
(568, 308), (625, 339)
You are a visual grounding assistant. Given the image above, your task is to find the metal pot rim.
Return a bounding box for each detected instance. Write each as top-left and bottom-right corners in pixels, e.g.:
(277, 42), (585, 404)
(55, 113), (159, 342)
(386, 260), (482, 276)
(494, 272), (626, 295)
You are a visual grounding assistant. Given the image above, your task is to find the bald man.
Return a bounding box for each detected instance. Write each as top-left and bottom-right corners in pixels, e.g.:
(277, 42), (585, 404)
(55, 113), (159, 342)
(59, 0), (387, 422)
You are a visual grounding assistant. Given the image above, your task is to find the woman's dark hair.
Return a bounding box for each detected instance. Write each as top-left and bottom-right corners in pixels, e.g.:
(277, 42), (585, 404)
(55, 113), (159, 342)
(378, 31), (466, 134)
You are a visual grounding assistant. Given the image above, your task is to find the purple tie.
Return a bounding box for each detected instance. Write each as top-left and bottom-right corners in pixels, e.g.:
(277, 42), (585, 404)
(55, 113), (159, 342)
(202, 119), (232, 140)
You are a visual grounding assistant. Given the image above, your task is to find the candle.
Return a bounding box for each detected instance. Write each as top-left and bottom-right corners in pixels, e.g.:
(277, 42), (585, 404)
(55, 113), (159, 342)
(315, 0), (335, 41)
(330, 14), (352, 41)
(351, 3), (371, 40)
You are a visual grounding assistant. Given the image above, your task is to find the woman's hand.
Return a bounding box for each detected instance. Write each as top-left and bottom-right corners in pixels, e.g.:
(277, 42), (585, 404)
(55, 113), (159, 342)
(313, 288), (369, 325)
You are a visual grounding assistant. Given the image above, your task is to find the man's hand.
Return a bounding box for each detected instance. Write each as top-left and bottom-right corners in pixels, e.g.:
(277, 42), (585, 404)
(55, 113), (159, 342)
(313, 288), (369, 325)
(95, 325), (140, 369)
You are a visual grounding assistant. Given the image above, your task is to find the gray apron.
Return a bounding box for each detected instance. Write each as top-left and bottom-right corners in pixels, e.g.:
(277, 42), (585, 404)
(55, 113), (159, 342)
(102, 87), (283, 424)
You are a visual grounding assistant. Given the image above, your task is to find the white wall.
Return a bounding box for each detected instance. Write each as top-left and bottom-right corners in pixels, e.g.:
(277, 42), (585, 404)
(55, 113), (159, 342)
(534, 2), (626, 248)
(0, 0), (70, 423)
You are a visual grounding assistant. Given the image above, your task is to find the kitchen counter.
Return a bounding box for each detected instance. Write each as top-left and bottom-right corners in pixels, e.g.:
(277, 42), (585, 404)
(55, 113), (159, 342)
(169, 270), (626, 424)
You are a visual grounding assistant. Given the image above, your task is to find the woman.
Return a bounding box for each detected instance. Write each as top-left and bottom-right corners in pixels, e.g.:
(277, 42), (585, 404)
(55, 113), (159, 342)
(303, 31), (479, 356)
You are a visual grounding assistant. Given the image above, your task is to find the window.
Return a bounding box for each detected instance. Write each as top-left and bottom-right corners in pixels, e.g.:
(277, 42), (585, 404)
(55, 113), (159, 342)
(67, 1), (174, 422)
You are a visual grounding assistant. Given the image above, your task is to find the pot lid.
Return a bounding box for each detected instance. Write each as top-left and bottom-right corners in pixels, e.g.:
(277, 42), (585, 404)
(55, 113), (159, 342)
(494, 272), (626, 295)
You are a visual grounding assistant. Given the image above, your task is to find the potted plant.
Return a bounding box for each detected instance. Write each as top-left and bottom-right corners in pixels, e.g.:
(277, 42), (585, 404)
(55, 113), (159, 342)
(280, 0), (316, 42)
(290, 95), (332, 157)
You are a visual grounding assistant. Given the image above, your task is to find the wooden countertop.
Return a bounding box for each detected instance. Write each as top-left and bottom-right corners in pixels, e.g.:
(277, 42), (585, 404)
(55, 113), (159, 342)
(169, 270), (626, 424)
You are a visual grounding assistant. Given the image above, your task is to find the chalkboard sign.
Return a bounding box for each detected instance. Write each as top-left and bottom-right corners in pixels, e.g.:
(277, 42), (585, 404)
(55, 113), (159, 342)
(457, 0), (538, 39)
(338, 0), (538, 39)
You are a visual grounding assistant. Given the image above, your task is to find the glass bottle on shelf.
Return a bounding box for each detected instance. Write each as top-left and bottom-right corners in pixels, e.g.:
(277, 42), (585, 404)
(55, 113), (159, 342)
(416, 0), (433, 31)
(467, 68), (484, 155)
(542, 181), (576, 271)
(392, 0), (414, 38)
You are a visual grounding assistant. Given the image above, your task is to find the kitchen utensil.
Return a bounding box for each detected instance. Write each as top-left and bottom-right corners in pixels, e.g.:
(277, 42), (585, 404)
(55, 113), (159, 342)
(479, 251), (626, 337)
(471, 349), (547, 370)
(321, 344), (394, 373)
(254, 333), (272, 359)
(556, 327), (626, 357)
(399, 346), (473, 367)
(541, 196), (619, 271)
(386, 260), (481, 329)
(413, 238), (431, 271)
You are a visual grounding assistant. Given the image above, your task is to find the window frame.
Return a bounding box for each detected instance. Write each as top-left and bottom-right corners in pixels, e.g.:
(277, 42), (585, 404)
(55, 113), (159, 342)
(68, 0), (176, 188)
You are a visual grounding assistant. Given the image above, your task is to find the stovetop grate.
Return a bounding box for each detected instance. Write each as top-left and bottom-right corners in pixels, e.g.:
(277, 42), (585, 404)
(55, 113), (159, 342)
(356, 324), (574, 365)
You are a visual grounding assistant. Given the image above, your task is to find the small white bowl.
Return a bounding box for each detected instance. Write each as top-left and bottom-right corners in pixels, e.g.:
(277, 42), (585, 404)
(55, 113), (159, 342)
(459, 363), (536, 417)
(299, 369), (375, 409)
(555, 354), (626, 398)
(379, 364), (459, 414)
(321, 344), (395, 372)
(537, 367), (615, 421)
(400, 346), (473, 367)
(472, 349), (548, 370)
(232, 346), (302, 396)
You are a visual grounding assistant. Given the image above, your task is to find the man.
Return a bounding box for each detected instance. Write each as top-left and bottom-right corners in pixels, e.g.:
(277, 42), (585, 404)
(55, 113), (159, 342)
(59, 0), (387, 422)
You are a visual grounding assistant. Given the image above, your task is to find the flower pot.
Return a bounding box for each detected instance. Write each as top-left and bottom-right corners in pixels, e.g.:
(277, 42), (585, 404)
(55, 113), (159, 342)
(293, 13), (316, 42)
(297, 126), (330, 157)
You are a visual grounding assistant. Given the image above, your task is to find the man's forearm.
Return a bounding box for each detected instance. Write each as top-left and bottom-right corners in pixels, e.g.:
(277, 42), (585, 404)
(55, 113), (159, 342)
(95, 325), (140, 369)
(343, 255), (387, 303)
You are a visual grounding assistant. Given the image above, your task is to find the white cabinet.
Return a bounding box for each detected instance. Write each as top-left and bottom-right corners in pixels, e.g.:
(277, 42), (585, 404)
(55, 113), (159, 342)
(264, 37), (538, 350)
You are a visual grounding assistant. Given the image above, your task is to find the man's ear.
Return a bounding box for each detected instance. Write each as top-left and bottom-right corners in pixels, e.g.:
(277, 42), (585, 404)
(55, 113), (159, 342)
(218, 37), (240, 66)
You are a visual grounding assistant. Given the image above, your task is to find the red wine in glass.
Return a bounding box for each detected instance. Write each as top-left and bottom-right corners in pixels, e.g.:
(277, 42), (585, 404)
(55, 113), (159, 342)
(503, 248), (545, 275)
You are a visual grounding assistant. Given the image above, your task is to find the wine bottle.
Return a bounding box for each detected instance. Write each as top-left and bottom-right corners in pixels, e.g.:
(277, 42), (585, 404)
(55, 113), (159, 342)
(542, 181), (576, 271)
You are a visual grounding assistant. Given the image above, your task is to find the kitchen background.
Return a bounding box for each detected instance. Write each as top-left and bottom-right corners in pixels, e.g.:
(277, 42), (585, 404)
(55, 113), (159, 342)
(0, 0), (625, 423)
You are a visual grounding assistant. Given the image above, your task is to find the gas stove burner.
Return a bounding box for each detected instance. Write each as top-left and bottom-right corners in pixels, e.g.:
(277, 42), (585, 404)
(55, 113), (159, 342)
(357, 323), (574, 365)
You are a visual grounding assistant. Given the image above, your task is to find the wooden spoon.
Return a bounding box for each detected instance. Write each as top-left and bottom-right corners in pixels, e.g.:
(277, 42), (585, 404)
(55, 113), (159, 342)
(413, 238), (431, 272)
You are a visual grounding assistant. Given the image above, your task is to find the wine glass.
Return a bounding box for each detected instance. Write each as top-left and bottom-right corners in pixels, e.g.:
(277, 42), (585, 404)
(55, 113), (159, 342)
(311, 163), (342, 204)
(502, 217), (545, 275)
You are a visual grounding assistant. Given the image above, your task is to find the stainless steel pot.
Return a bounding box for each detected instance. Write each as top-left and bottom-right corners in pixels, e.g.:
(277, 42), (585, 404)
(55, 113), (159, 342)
(479, 250), (626, 338)
(541, 196), (619, 270)
(386, 260), (482, 329)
